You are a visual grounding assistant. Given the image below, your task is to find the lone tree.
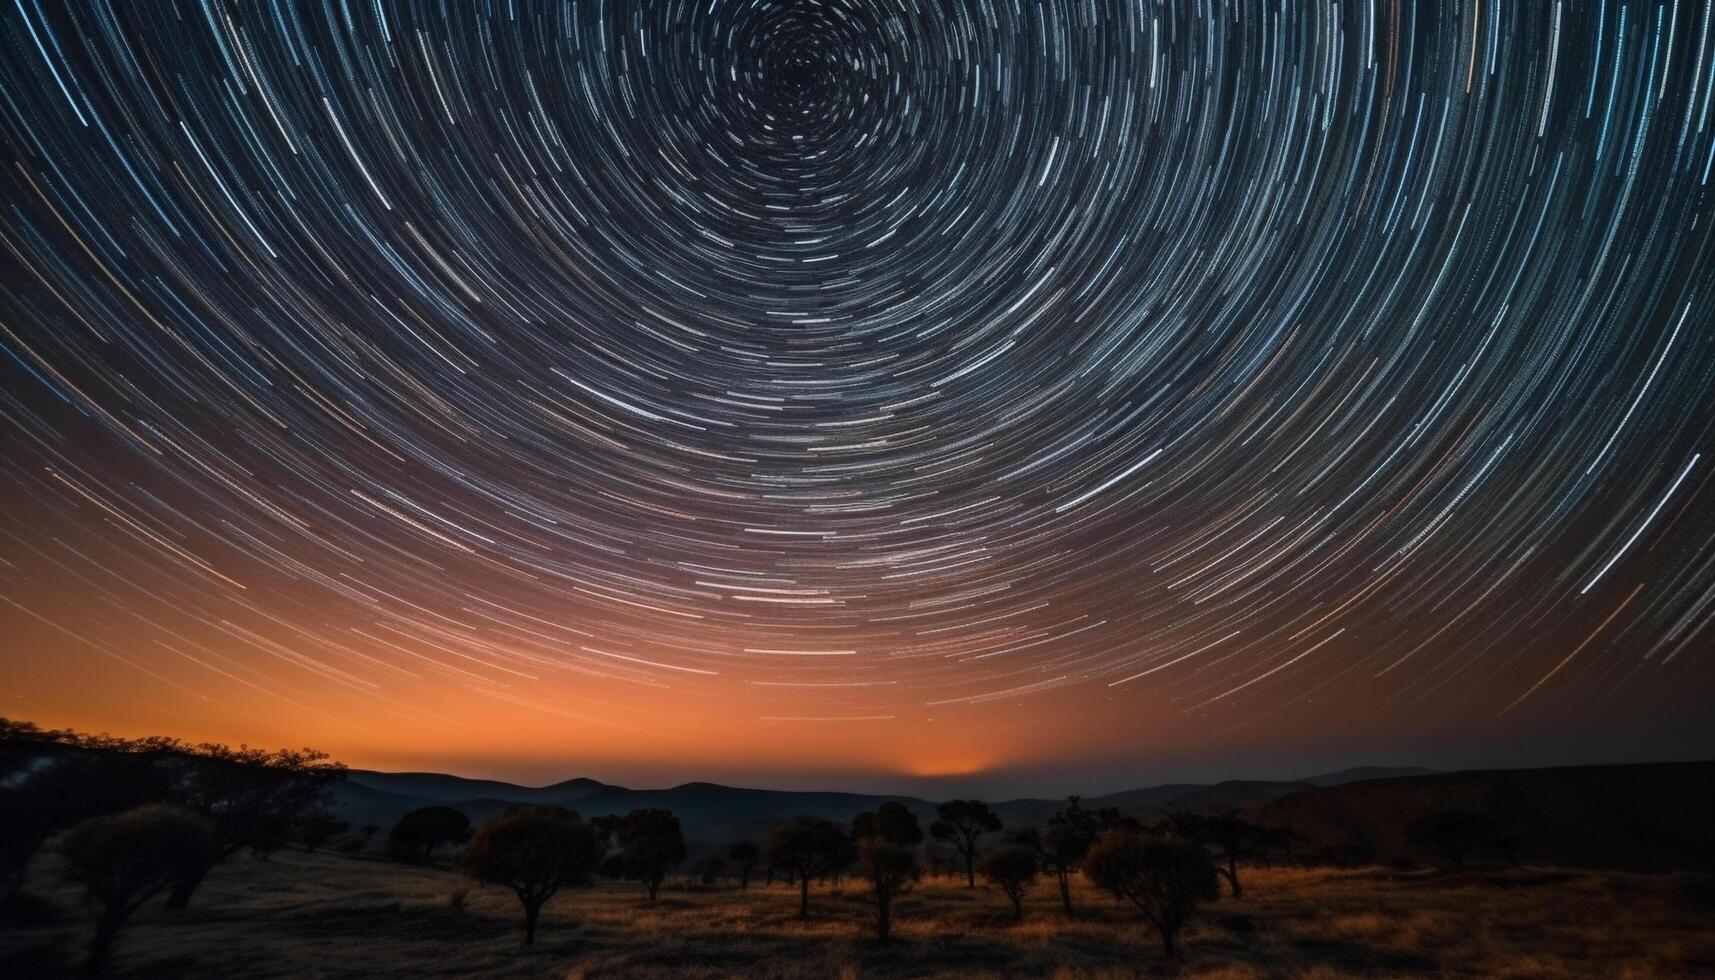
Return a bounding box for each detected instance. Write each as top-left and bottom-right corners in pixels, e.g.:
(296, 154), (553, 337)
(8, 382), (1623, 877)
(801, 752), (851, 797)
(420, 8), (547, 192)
(1084, 833), (1220, 959)
(728, 840), (761, 889)
(930, 799), (1002, 887)
(59, 805), (218, 978)
(610, 808), (687, 901)
(979, 846), (1040, 919)
(763, 816), (851, 917)
(852, 803), (924, 943)
(1166, 807), (1260, 897)
(460, 806), (602, 945)
(388, 806), (472, 865)
(857, 838), (919, 944)
(1408, 809), (1506, 870)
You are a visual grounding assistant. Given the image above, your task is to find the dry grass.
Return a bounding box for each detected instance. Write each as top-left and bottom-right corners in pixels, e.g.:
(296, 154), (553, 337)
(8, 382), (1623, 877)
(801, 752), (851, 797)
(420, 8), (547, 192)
(4, 853), (1711, 978)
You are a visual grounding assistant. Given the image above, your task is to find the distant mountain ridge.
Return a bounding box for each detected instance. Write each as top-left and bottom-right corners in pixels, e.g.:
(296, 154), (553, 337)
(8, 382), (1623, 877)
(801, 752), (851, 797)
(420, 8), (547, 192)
(334, 761), (1715, 870)
(333, 765), (1440, 840)
(1254, 760), (1715, 872)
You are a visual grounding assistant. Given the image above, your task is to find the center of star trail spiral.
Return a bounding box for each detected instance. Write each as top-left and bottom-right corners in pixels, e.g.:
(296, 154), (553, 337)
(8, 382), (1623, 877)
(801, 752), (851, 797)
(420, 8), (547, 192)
(1, 1), (1712, 747)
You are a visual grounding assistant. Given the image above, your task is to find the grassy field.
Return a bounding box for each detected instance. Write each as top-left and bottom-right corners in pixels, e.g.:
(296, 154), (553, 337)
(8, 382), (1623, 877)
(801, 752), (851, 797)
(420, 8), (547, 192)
(5, 849), (1713, 978)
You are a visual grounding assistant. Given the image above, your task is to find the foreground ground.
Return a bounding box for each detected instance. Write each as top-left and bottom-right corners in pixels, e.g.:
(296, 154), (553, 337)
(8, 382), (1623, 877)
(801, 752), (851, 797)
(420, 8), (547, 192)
(5, 849), (1713, 978)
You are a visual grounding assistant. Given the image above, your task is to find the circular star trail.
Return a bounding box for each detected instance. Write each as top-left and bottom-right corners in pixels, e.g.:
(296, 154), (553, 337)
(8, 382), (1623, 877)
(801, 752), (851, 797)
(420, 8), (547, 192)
(2, 1), (1714, 740)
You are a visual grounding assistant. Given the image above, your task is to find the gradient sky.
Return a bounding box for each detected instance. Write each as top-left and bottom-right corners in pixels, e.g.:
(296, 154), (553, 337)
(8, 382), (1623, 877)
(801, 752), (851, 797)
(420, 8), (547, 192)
(3, 1), (1714, 797)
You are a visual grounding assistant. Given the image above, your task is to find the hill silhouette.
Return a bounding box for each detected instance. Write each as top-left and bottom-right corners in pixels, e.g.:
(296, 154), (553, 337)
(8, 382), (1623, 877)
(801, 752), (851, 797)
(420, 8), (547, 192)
(331, 766), (1436, 841)
(332, 761), (1715, 871)
(1254, 760), (1715, 871)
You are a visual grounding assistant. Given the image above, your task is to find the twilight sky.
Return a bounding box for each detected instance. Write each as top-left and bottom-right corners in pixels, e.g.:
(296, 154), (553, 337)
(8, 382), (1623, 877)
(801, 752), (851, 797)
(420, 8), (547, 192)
(2, 1), (1713, 796)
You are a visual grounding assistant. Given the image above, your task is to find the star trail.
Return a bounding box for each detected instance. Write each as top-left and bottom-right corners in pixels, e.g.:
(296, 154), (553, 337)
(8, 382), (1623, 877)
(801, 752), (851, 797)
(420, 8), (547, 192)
(2, 1), (1713, 780)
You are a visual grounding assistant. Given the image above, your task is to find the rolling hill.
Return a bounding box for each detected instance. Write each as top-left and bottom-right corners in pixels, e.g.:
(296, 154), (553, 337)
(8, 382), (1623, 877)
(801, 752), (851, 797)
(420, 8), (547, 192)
(331, 766), (1431, 841)
(1253, 760), (1715, 871)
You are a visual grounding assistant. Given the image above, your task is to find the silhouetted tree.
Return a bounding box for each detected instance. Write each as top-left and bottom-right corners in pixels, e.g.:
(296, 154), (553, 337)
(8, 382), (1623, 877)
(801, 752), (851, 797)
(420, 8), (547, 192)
(729, 840), (760, 888)
(1166, 807), (1260, 897)
(59, 805), (218, 978)
(0, 725), (182, 900)
(857, 839), (918, 944)
(1409, 809), (1506, 870)
(1084, 833), (1220, 958)
(460, 806), (602, 945)
(980, 846), (1040, 919)
(1, 752), (165, 901)
(0, 719), (343, 910)
(388, 806), (472, 865)
(164, 745), (345, 907)
(609, 808), (687, 901)
(763, 816), (851, 917)
(1026, 796), (1144, 915)
(848, 802), (924, 941)
(852, 801), (925, 847)
(930, 799), (1002, 887)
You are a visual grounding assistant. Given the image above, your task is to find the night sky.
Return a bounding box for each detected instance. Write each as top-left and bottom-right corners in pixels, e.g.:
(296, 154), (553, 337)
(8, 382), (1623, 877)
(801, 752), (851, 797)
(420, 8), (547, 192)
(2, 1), (1713, 794)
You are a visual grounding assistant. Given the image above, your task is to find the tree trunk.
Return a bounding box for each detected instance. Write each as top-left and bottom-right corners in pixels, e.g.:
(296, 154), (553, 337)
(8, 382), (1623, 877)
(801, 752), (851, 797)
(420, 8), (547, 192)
(1010, 891), (1023, 918)
(875, 891), (891, 944)
(798, 874), (810, 917)
(740, 868), (750, 889)
(163, 864), (210, 910)
(964, 850), (975, 888)
(84, 905), (126, 978)
(647, 875), (661, 902)
(523, 900), (541, 945)
(1158, 923), (1176, 959)
(1223, 855), (1243, 898)
(1057, 869), (1074, 916)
